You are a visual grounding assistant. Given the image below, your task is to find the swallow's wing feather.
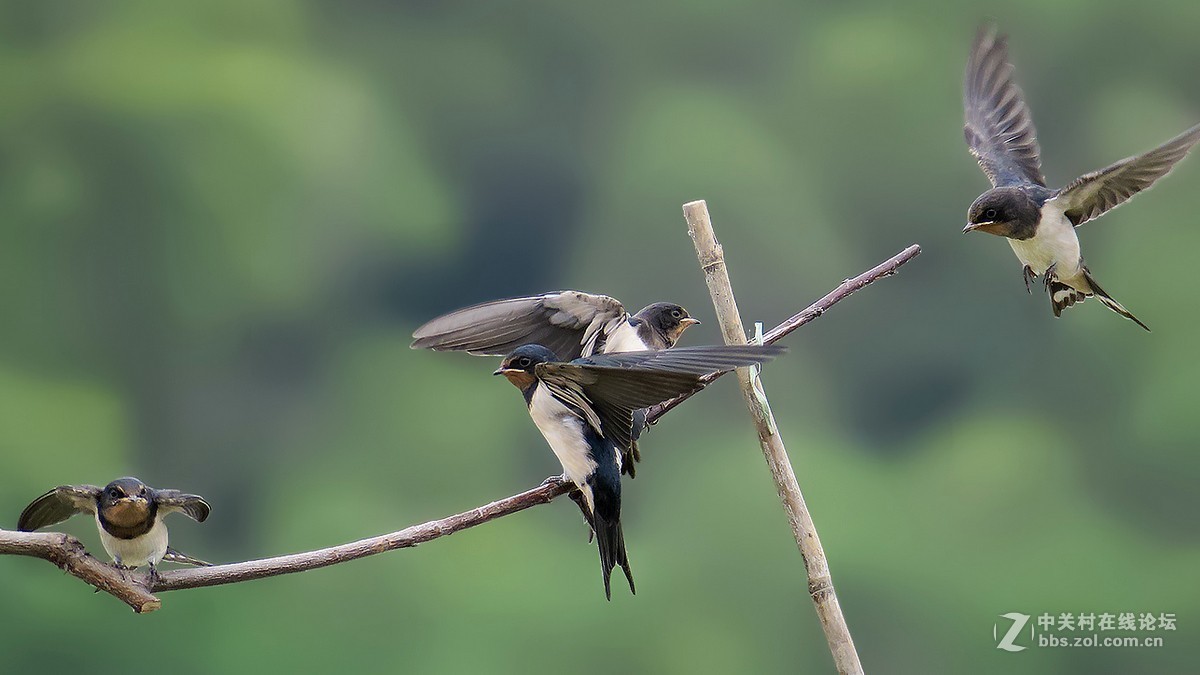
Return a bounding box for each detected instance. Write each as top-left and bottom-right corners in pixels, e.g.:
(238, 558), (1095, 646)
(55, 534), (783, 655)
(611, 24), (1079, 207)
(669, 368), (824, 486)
(411, 291), (628, 361)
(17, 485), (101, 531)
(964, 25), (1046, 187)
(539, 345), (786, 452)
(576, 344), (787, 375)
(154, 490), (211, 522)
(538, 364), (704, 454)
(1053, 123), (1200, 226)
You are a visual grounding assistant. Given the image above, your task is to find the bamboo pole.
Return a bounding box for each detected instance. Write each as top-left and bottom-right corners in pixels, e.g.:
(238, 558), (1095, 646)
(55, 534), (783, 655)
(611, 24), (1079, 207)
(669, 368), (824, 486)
(684, 199), (865, 675)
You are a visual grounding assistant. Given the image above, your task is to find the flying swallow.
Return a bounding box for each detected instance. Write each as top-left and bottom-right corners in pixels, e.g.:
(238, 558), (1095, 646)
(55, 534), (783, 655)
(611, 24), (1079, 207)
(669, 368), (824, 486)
(17, 477), (211, 577)
(962, 24), (1200, 330)
(494, 343), (786, 599)
(413, 290), (701, 476)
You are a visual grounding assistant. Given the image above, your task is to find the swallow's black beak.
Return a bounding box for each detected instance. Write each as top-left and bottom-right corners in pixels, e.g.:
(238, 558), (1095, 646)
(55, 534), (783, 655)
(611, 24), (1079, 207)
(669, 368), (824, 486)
(494, 366), (519, 376)
(963, 221), (992, 233)
(680, 317), (701, 327)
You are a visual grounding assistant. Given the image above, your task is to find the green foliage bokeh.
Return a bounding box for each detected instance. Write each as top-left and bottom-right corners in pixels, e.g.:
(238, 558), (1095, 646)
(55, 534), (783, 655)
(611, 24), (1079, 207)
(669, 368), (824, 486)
(1, 2), (1197, 673)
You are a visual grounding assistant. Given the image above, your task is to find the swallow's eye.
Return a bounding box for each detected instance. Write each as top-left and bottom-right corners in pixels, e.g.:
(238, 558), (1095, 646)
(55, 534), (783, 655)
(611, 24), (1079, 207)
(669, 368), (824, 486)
(517, 357), (532, 368)
(670, 310), (682, 319)
(107, 488), (121, 499)
(984, 208), (999, 220)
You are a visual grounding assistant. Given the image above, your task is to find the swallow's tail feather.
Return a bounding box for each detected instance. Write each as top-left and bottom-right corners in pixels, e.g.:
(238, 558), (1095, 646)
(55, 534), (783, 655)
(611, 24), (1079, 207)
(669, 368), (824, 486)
(1045, 267), (1149, 331)
(1047, 276), (1087, 317)
(1080, 269), (1150, 331)
(162, 547), (212, 567)
(589, 474), (634, 600)
(593, 509), (634, 600)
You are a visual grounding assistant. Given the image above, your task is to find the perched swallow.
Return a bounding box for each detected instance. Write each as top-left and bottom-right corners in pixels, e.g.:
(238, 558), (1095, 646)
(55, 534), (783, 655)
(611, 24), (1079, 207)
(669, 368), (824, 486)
(962, 25), (1200, 330)
(494, 343), (786, 599)
(17, 477), (211, 575)
(413, 290), (701, 476)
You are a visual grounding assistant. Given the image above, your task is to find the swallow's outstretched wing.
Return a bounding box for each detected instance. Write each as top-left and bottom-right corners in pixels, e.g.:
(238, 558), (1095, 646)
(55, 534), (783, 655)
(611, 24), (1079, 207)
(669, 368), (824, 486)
(1053, 123), (1200, 227)
(412, 291), (628, 361)
(153, 490), (212, 522)
(537, 345), (787, 455)
(964, 25), (1046, 187)
(17, 485), (102, 531)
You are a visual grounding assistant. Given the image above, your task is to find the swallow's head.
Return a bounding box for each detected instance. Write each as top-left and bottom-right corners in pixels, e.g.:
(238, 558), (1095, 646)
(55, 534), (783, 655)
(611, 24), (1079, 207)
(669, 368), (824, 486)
(494, 344), (556, 390)
(965, 188), (1039, 239)
(635, 303), (701, 345)
(98, 477), (154, 527)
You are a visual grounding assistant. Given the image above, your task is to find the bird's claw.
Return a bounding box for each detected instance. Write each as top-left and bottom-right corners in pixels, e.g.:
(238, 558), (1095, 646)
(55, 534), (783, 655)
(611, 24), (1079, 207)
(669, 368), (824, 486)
(109, 562), (132, 582)
(565, 488), (596, 541)
(1043, 263), (1059, 294)
(1022, 265), (1037, 294)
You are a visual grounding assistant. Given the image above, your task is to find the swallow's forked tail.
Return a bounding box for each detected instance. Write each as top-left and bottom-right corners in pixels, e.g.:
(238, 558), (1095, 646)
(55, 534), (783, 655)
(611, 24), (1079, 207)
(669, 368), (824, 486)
(593, 509), (635, 600)
(1048, 267), (1150, 331)
(163, 546), (212, 567)
(589, 473), (635, 600)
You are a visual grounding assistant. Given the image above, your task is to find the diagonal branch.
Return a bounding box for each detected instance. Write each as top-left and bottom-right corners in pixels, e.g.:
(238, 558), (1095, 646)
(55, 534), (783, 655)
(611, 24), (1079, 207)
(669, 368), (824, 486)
(643, 242), (921, 425)
(0, 244), (919, 614)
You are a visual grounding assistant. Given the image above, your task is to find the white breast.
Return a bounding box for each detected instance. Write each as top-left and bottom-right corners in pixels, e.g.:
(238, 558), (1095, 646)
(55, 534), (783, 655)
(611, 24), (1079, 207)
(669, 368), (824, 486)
(529, 384), (599, 510)
(1007, 199), (1083, 279)
(96, 514), (169, 568)
(601, 321), (649, 354)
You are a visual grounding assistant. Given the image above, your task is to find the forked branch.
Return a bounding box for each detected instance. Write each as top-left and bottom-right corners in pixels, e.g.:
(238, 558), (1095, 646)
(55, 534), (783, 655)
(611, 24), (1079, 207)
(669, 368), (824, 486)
(0, 243), (919, 614)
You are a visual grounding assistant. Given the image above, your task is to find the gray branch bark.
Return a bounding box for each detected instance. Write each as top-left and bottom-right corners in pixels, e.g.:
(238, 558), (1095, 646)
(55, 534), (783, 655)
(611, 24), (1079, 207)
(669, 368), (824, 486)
(0, 242), (919, 615)
(681, 200), (918, 675)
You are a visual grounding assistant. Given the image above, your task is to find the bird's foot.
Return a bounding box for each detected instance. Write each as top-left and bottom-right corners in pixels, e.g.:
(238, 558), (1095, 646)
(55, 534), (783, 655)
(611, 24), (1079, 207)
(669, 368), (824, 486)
(541, 473), (571, 488)
(1043, 264), (1062, 298)
(566, 488), (596, 542)
(1022, 265), (1037, 294)
(147, 564), (160, 586)
(1043, 263), (1058, 290)
(109, 562), (133, 582)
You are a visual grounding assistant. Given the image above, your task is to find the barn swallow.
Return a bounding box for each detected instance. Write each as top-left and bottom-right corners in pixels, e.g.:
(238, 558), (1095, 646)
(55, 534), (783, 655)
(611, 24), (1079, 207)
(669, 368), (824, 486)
(494, 343), (786, 599)
(414, 290), (701, 476)
(962, 24), (1200, 330)
(17, 477), (211, 577)
(411, 291), (700, 362)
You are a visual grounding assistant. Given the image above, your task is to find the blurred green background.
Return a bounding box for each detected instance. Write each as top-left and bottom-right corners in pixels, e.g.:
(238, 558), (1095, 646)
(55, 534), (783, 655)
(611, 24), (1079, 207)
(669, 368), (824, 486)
(1, 1), (1197, 672)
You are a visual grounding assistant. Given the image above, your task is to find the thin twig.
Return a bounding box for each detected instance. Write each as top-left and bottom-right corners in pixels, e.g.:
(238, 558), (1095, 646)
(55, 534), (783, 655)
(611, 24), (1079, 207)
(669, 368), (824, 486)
(683, 199), (900, 675)
(0, 244), (918, 614)
(643, 242), (921, 425)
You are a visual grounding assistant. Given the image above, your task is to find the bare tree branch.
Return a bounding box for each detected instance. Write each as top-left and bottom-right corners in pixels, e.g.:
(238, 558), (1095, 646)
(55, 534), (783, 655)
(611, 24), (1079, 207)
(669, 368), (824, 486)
(0, 479), (571, 613)
(150, 478), (573, 592)
(0, 243), (919, 614)
(643, 242), (921, 424)
(0, 530), (162, 613)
